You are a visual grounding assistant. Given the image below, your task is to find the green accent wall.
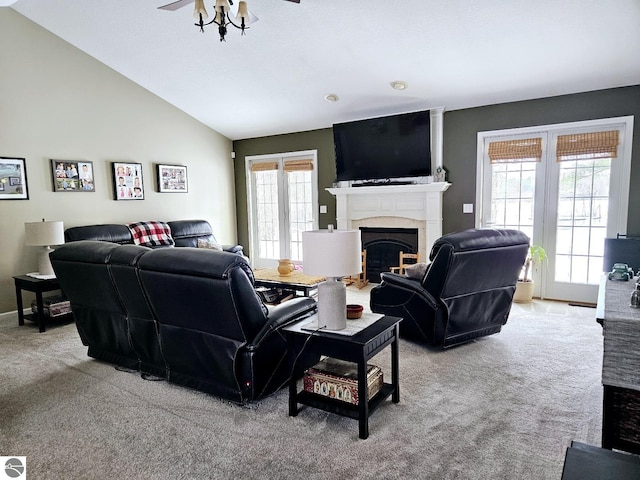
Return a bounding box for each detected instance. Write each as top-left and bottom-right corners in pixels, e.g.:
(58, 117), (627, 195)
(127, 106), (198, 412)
(234, 85), (640, 257)
(442, 85), (640, 234)
(232, 128), (335, 257)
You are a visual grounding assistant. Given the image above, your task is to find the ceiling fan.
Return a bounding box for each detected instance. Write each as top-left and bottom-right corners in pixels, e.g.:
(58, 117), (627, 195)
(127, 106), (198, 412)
(158, 0), (300, 40)
(158, 0), (299, 11)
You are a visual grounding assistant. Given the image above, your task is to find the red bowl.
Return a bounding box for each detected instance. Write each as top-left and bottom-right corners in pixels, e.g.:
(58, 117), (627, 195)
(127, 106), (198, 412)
(346, 304), (364, 319)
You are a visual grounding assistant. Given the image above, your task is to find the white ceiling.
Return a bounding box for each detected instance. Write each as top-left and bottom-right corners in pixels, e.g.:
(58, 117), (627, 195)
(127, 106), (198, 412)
(7, 0), (640, 140)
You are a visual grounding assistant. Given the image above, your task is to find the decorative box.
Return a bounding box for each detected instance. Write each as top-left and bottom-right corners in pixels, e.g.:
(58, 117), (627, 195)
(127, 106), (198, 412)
(303, 357), (383, 405)
(31, 295), (71, 318)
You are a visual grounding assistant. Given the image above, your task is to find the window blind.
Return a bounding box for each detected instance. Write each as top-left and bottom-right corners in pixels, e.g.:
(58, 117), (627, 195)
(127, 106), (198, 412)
(250, 162), (279, 172)
(556, 130), (619, 161)
(283, 159), (314, 172)
(488, 137), (542, 163)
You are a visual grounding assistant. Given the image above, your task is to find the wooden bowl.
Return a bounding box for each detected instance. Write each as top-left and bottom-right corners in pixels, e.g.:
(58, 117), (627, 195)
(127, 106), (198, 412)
(346, 304), (364, 320)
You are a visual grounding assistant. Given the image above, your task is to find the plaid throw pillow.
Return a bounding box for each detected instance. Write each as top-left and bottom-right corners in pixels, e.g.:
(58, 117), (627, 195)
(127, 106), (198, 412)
(127, 221), (175, 247)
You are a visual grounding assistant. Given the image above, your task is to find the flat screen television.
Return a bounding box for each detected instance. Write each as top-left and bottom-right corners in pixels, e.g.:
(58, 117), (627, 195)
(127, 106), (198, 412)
(333, 110), (431, 182)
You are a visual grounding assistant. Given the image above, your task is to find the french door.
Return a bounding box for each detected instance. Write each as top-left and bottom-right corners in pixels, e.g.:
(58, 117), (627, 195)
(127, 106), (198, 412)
(477, 117), (633, 303)
(245, 150), (318, 269)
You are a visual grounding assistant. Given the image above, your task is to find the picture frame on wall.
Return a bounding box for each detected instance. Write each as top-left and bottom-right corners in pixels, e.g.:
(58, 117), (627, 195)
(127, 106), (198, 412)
(51, 159), (95, 192)
(112, 162), (144, 200)
(157, 164), (188, 193)
(0, 157), (29, 200)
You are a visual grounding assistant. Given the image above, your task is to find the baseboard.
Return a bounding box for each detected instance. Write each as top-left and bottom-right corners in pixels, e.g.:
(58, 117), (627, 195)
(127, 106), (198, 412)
(0, 309), (29, 325)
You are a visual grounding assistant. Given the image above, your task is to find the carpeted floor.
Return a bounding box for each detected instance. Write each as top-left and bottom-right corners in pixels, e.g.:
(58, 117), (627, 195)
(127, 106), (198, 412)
(0, 286), (603, 479)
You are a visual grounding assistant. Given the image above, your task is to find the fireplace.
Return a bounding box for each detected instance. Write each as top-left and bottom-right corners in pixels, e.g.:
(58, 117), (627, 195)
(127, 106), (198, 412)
(361, 227), (419, 282)
(327, 183), (450, 278)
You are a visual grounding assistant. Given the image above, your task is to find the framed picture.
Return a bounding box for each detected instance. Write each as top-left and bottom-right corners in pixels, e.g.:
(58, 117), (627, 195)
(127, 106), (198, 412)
(0, 157), (28, 200)
(51, 160), (95, 192)
(157, 164), (188, 193)
(112, 162), (144, 200)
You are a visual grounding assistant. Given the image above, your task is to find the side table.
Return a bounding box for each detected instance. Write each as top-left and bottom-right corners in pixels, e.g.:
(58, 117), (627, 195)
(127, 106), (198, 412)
(13, 275), (67, 333)
(284, 314), (401, 439)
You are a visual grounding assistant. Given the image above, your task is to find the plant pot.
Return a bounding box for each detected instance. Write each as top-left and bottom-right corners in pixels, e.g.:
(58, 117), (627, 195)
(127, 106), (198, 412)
(513, 280), (534, 303)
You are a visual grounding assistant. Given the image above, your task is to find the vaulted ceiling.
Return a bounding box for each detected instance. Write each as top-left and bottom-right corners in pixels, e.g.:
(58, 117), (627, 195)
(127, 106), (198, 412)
(6, 0), (640, 140)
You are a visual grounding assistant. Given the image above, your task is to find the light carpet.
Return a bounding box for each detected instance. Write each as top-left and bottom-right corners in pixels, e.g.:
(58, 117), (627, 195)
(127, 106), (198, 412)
(0, 285), (603, 479)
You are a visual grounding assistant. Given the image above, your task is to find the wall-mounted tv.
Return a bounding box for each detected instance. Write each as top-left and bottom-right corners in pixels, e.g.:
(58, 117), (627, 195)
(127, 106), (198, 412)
(333, 110), (431, 182)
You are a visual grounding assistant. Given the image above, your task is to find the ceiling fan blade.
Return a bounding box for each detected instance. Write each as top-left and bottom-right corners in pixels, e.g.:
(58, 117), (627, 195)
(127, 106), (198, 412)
(284, 0), (301, 3)
(158, 0), (195, 11)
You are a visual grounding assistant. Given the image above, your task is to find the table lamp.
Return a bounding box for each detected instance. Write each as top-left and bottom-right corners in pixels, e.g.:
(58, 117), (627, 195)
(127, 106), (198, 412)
(25, 219), (65, 276)
(302, 226), (362, 330)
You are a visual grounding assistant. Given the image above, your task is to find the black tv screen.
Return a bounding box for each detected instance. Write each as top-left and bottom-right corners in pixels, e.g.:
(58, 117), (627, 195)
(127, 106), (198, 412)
(333, 110), (431, 182)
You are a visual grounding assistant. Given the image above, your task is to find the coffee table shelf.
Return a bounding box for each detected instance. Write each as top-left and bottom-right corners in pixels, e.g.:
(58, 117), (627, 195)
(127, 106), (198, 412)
(295, 384), (396, 420)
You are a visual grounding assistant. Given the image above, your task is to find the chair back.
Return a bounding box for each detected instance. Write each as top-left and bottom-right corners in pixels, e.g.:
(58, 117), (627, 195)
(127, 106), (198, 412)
(424, 228), (530, 345)
(136, 248), (267, 398)
(50, 241), (139, 368)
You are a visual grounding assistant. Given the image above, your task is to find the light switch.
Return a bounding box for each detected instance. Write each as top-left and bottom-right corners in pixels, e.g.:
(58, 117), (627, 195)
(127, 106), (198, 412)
(463, 203), (474, 214)
(320, 205), (327, 214)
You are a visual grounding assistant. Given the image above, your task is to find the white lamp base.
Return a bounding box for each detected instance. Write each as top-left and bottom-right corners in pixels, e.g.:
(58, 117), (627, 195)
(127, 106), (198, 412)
(317, 277), (347, 330)
(37, 246), (55, 276)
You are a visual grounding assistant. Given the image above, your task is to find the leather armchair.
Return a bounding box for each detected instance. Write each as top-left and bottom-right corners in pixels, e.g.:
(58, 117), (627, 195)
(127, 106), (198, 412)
(370, 228), (530, 348)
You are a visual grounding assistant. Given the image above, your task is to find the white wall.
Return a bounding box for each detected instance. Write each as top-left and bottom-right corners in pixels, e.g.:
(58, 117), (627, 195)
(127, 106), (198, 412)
(0, 9), (237, 314)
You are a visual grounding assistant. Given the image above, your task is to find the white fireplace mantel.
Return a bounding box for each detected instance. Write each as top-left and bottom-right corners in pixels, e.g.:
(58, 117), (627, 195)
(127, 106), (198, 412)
(327, 182), (451, 261)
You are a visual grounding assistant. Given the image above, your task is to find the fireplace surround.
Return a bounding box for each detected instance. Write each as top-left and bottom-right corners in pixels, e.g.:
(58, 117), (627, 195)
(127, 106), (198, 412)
(327, 183), (450, 269)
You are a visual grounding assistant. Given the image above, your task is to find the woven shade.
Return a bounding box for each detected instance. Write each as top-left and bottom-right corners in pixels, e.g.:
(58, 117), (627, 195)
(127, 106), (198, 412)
(250, 162), (279, 172)
(283, 159), (314, 172)
(556, 130), (619, 161)
(488, 137), (542, 163)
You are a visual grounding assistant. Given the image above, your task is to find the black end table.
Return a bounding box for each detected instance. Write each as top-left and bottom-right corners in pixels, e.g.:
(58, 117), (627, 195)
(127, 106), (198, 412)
(13, 275), (68, 333)
(284, 314), (401, 439)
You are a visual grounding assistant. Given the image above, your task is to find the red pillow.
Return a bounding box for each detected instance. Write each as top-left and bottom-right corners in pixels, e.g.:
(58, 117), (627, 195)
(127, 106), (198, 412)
(127, 221), (175, 247)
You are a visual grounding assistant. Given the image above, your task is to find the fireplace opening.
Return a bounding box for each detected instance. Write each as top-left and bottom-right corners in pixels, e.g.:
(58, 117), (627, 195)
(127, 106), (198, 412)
(360, 227), (419, 283)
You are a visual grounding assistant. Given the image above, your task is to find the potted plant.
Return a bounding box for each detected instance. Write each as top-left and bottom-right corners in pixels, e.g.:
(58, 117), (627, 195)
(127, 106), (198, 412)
(513, 244), (547, 303)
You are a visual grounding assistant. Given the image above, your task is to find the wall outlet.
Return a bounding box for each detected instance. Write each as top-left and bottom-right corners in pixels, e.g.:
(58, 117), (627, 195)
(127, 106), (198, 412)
(463, 203), (473, 214)
(320, 205), (327, 214)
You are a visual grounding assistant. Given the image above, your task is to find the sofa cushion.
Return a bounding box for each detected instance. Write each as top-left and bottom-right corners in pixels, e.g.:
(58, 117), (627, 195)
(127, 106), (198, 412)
(127, 221), (175, 248)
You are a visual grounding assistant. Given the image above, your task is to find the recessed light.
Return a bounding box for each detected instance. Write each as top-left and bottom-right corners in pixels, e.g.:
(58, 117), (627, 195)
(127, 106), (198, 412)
(324, 94), (339, 102)
(390, 81), (408, 91)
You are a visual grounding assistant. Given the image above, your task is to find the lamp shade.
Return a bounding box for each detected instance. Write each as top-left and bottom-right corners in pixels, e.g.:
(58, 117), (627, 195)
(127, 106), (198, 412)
(302, 229), (362, 278)
(193, 0), (209, 19)
(25, 220), (65, 247)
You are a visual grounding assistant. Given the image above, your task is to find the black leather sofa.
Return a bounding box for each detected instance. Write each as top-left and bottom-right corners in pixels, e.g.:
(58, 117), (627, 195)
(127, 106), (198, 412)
(64, 219), (244, 254)
(50, 241), (318, 403)
(370, 228), (530, 348)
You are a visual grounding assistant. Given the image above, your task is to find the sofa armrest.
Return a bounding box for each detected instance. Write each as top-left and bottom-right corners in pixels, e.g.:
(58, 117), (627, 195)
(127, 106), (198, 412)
(223, 244), (244, 255)
(248, 297), (317, 349)
(372, 272), (440, 311)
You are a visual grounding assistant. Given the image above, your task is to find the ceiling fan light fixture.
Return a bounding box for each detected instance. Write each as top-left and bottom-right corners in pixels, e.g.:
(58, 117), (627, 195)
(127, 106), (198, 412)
(391, 80), (408, 91)
(193, 0), (209, 19)
(235, 1), (258, 25)
(214, 0), (231, 13)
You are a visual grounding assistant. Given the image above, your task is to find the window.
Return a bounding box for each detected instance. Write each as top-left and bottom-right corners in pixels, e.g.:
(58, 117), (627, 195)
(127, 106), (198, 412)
(246, 151), (318, 269)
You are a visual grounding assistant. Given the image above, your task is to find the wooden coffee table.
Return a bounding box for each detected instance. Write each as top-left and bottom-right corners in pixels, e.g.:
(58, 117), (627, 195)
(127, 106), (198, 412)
(253, 268), (325, 297)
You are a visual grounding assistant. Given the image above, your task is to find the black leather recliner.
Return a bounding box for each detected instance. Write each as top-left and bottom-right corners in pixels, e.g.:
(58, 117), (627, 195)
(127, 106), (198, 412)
(51, 242), (317, 402)
(370, 228), (530, 348)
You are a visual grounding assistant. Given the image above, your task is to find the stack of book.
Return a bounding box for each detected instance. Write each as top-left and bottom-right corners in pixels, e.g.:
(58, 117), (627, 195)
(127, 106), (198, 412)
(303, 357), (383, 406)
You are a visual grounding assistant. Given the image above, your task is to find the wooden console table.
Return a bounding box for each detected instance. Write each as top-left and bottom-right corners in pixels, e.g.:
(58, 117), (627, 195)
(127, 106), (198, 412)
(598, 275), (640, 454)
